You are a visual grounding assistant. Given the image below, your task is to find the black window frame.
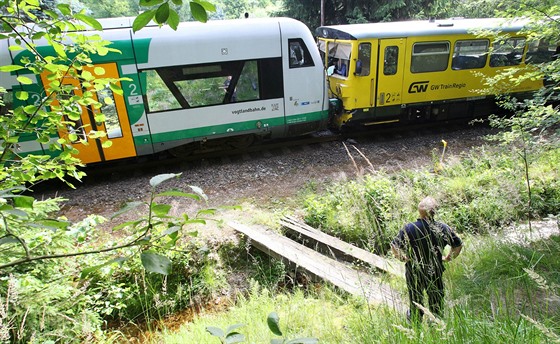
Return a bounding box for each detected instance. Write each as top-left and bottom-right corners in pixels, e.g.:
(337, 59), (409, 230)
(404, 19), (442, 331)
(140, 57), (284, 114)
(288, 38), (315, 68)
(410, 41), (450, 73)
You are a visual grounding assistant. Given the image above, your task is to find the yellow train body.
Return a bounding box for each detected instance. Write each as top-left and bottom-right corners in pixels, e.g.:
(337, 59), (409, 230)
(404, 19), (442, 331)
(317, 18), (552, 127)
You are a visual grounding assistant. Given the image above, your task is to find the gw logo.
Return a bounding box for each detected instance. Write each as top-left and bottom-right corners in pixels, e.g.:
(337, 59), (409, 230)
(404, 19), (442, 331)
(408, 81), (429, 93)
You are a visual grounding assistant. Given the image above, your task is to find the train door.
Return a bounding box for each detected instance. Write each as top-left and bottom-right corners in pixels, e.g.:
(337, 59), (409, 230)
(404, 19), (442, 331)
(376, 39), (406, 110)
(353, 41), (377, 109)
(41, 63), (136, 164)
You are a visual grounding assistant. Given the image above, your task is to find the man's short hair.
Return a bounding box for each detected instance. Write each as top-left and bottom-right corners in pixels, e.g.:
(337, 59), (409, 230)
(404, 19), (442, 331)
(418, 196), (438, 216)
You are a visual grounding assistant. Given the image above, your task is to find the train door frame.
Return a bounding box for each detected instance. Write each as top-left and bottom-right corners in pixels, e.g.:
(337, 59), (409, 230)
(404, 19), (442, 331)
(375, 38), (407, 121)
(352, 40), (377, 110)
(40, 62), (136, 164)
(89, 63), (136, 161)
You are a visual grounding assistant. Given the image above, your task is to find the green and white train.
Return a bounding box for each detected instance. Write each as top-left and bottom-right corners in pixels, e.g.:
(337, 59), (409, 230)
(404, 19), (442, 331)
(0, 17), (329, 164)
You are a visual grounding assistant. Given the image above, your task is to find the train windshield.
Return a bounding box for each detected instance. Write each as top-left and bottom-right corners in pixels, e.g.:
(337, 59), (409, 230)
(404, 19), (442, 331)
(318, 40), (352, 77)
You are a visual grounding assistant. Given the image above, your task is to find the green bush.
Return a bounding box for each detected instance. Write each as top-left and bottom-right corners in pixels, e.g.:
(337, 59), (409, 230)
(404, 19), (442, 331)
(303, 174), (405, 253)
(302, 145), (560, 246)
(85, 240), (226, 323)
(0, 199), (105, 343)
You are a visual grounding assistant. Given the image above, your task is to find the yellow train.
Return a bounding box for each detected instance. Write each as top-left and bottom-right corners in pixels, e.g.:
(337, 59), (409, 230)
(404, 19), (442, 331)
(316, 17), (557, 128)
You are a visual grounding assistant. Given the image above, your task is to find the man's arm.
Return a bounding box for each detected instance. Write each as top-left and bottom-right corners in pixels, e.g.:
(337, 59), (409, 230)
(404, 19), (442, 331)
(391, 243), (409, 262)
(443, 245), (462, 262)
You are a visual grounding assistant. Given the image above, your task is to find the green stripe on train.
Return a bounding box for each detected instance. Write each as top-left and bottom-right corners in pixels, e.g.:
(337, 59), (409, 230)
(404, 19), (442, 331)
(134, 110), (328, 145)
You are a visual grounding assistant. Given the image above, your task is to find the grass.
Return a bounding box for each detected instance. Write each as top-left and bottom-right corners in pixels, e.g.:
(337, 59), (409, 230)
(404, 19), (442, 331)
(157, 283), (358, 343)
(145, 143), (560, 343)
(148, 227), (560, 343)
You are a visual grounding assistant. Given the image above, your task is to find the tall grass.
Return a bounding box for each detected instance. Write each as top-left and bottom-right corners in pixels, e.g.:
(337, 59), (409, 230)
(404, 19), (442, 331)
(158, 282), (357, 343)
(147, 143), (560, 343)
(154, 229), (560, 343)
(302, 145), (560, 253)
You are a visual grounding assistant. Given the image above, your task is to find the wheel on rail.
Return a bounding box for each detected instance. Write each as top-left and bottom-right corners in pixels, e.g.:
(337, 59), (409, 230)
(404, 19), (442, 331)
(169, 143), (198, 158)
(226, 134), (255, 149)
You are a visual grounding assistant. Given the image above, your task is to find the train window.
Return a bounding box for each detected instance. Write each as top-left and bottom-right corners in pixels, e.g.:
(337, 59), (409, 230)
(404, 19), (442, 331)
(60, 89), (87, 142)
(328, 42), (351, 77)
(96, 86), (123, 139)
(383, 46), (398, 75)
(411, 41), (450, 73)
(452, 40), (489, 70)
(235, 61), (259, 102)
(289, 39), (314, 68)
(175, 77), (227, 107)
(0, 91), (13, 116)
(526, 39), (558, 64)
(357, 43), (371, 76)
(142, 58), (282, 113)
(144, 70), (182, 112)
(489, 37), (526, 67)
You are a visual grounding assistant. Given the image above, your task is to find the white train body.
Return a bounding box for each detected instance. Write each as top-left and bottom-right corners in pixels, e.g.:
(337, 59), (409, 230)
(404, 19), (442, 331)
(1, 17), (329, 163)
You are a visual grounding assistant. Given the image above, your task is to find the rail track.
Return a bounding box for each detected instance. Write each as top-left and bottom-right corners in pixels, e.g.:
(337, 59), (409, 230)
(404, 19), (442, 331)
(82, 118), (483, 179)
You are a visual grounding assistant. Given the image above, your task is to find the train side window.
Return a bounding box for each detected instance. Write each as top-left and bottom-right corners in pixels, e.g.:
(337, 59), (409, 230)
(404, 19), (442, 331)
(143, 70), (182, 112)
(96, 86), (123, 139)
(0, 91), (13, 116)
(62, 90), (87, 142)
(234, 60), (259, 102)
(357, 43), (371, 76)
(452, 40), (489, 70)
(142, 58), (282, 113)
(411, 41), (450, 73)
(383, 46), (398, 75)
(526, 39), (558, 64)
(489, 37), (526, 67)
(175, 77), (228, 107)
(289, 39), (314, 68)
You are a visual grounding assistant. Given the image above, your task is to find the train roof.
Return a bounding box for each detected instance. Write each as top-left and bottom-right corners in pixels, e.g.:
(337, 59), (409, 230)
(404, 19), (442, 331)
(94, 16), (306, 33)
(1, 17), (313, 75)
(316, 17), (528, 40)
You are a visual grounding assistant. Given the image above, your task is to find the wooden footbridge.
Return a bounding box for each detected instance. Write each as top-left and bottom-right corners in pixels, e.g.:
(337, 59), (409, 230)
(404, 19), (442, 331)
(228, 216), (406, 312)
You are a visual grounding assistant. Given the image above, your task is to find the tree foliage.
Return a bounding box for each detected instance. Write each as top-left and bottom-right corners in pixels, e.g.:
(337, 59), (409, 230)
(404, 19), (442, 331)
(475, 0), (560, 227)
(0, 0), (217, 341)
(482, 0), (560, 146)
(0, 0), (215, 267)
(275, 0), (466, 28)
(69, 0), (276, 23)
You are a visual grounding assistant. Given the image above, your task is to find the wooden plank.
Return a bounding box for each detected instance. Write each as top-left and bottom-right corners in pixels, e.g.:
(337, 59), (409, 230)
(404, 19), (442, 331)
(228, 221), (405, 310)
(281, 216), (405, 278)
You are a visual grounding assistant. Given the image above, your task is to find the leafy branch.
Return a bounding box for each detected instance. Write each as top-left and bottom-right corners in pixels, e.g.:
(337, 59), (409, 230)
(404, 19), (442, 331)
(133, 0), (216, 32)
(206, 312), (318, 344)
(0, 173), (211, 274)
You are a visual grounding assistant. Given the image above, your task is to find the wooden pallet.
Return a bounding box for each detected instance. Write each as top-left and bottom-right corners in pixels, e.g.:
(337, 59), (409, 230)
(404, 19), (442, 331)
(280, 215), (405, 278)
(228, 220), (405, 311)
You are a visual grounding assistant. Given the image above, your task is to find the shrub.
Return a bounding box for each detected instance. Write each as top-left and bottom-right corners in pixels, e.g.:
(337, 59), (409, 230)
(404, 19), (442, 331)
(302, 145), (560, 244)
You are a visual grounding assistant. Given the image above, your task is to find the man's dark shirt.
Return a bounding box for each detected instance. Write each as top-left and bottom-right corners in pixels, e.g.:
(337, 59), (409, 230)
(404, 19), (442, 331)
(392, 219), (462, 274)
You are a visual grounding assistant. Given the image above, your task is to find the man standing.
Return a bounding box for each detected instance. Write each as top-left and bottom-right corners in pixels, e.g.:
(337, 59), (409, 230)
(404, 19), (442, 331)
(391, 196), (463, 322)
